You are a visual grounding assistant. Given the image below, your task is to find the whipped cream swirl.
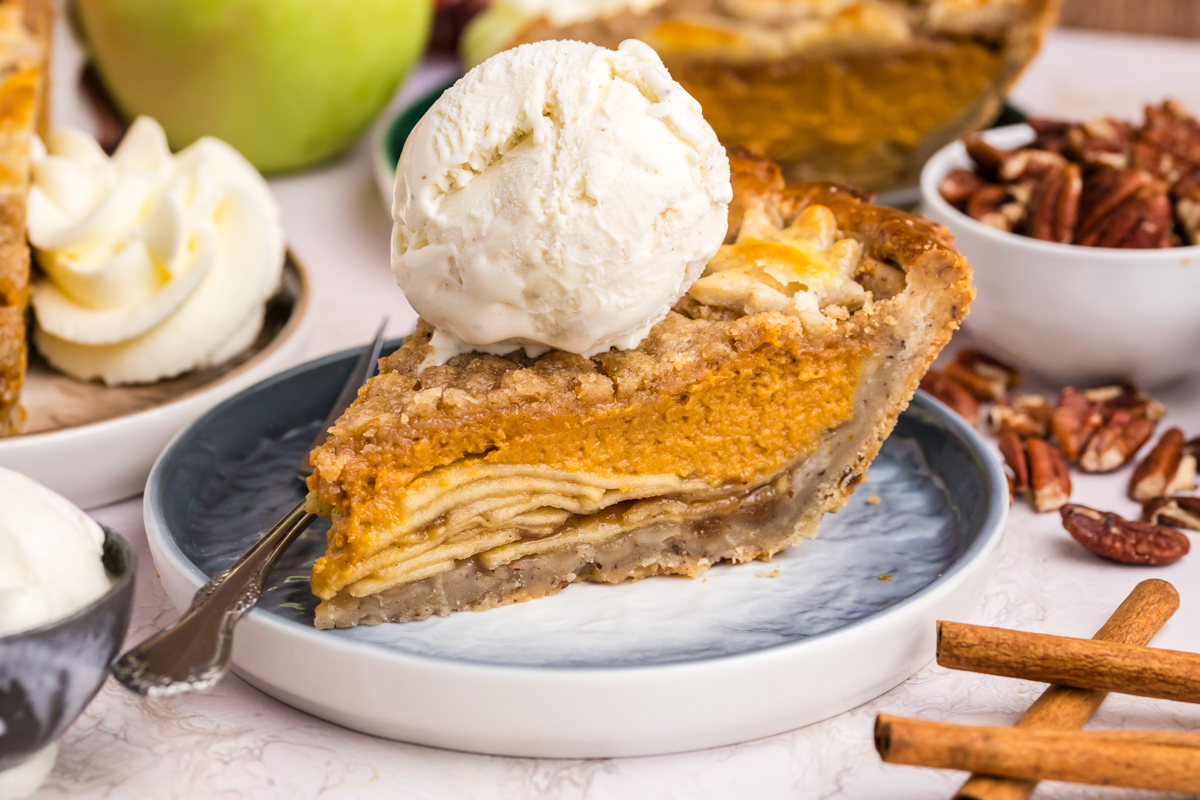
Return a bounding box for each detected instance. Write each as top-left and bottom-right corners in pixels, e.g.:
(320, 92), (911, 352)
(26, 117), (285, 385)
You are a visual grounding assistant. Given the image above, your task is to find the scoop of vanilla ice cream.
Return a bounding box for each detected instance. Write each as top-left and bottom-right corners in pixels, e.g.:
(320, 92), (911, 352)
(392, 39), (732, 363)
(0, 467), (110, 637)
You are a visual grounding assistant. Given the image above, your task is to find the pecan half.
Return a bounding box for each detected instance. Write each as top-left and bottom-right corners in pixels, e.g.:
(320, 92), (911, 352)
(999, 148), (1067, 182)
(991, 394), (1053, 439)
(997, 432), (1070, 512)
(1052, 388), (1106, 462)
(1027, 117), (1072, 155)
(1061, 503), (1190, 565)
(964, 134), (1009, 181)
(1143, 496), (1200, 531)
(920, 370), (978, 424)
(997, 430), (1030, 500)
(1132, 101), (1200, 186)
(1129, 428), (1196, 501)
(1028, 438), (1072, 512)
(945, 348), (1022, 401)
(939, 169), (986, 206)
(1075, 167), (1172, 248)
(1089, 384), (1166, 422)
(1024, 161), (1082, 243)
(966, 185), (1024, 232)
(1066, 117), (1134, 168)
(1079, 408), (1156, 473)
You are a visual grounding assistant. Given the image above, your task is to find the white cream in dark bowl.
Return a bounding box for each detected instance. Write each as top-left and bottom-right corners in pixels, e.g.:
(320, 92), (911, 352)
(921, 124), (1200, 387)
(0, 469), (136, 798)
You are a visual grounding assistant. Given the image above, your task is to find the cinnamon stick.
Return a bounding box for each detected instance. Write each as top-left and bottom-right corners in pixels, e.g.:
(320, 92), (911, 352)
(938, 625), (1200, 704)
(952, 578), (1178, 800)
(875, 716), (1200, 793)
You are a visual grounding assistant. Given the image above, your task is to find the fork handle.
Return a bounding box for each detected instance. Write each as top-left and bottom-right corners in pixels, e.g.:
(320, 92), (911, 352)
(111, 501), (315, 696)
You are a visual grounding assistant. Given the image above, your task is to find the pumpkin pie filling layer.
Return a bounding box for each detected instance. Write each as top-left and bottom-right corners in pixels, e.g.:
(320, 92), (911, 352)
(307, 173), (973, 628)
(674, 43), (1005, 190)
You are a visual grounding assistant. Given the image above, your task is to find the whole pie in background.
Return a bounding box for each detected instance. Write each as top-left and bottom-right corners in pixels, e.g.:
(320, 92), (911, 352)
(304, 153), (974, 629)
(463, 0), (1060, 192)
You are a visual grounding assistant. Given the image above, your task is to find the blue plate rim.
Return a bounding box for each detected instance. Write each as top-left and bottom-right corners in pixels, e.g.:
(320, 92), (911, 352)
(144, 342), (1008, 674)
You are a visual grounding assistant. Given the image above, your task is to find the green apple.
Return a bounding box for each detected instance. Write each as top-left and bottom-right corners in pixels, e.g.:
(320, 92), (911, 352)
(72, 0), (433, 173)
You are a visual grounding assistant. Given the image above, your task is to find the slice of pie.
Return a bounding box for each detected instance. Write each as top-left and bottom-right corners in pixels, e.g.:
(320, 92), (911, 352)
(0, 0), (50, 433)
(463, 0), (1058, 192)
(306, 153), (973, 628)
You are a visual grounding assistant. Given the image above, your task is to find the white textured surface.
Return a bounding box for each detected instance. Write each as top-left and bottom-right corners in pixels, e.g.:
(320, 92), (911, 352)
(34, 25), (1200, 799)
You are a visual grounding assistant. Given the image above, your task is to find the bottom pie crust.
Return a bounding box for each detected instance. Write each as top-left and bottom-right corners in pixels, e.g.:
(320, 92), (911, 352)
(314, 450), (836, 628)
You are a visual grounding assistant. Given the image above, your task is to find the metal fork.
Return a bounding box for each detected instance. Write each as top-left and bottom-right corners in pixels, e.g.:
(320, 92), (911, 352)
(111, 320), (388, 697)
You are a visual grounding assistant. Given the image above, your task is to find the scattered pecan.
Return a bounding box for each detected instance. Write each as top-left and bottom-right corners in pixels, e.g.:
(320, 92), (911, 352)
(1089, 384), (1166, 421)
(991, 394), (1053, 439)
(997, 432), (1070, 512)
(1129, 428), (1196, 501)
(939, 169), (986, 206)
(1028, 438), (1072, 512)
(1143, 496), (1200, 531)
(1079, 408), (1156, 473)
(1052, 388), (1106, 462)
(1024, 161), (1082, 243)
(1061, 503), (1190, 565)
(965, 184), (1024, 232)
(1052, 385), (1163, 468)
(997, 430), (1030, 500)
(920, 370), (978, 424)
(1075, 167), (1173, 248)
(945, 348), (1022, 401)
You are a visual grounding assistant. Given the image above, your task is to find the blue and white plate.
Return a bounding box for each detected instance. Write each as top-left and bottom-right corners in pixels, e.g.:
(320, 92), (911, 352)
(144, 343), (1007, 758)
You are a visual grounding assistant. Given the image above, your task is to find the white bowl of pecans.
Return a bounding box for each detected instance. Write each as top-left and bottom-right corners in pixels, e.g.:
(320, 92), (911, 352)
(920, 105), (1200, 387)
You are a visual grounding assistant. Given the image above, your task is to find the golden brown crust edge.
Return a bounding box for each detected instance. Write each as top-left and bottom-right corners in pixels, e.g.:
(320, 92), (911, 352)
(0, 0), (50, 433)
(785, 180), (974, 523)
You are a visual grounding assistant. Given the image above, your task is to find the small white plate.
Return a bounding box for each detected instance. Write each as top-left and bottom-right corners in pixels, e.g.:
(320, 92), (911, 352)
(144, 345), (1007, 758)
(0, 255), (312, 508)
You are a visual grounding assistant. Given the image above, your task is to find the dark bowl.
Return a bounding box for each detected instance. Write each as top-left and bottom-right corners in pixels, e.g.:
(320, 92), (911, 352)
(0, 527), (136, 770)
